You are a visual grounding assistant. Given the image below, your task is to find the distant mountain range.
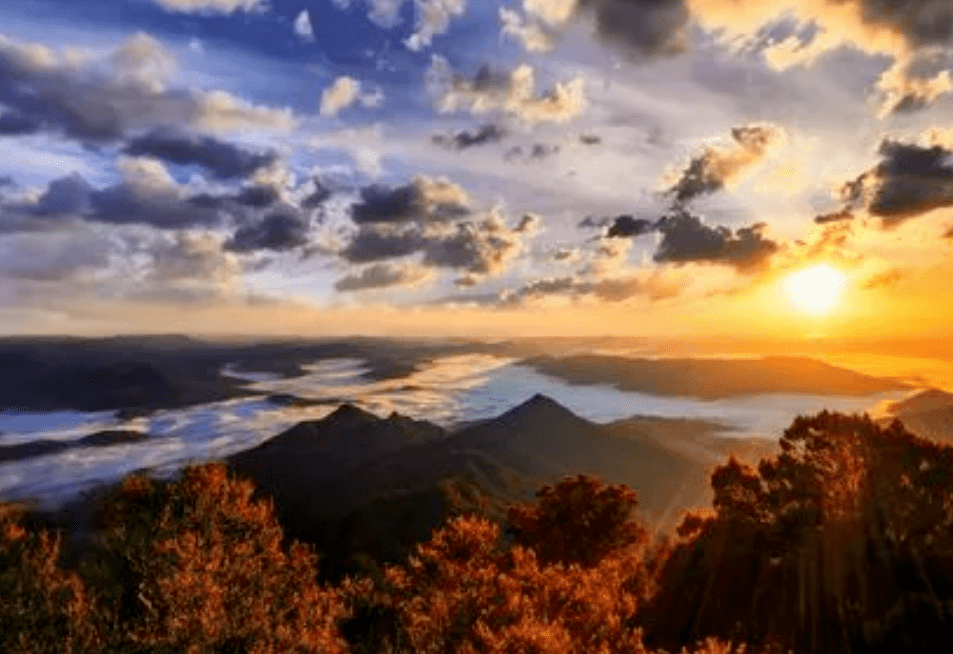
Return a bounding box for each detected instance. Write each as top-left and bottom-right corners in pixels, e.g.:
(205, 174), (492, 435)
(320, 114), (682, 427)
(0, 337), (912, 413)
(526, 355), (911, 399)
(227, 394), (757, 581)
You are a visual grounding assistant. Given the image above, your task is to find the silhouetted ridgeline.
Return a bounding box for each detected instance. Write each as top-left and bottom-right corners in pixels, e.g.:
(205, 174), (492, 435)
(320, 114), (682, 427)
(3, 397), (953, 652)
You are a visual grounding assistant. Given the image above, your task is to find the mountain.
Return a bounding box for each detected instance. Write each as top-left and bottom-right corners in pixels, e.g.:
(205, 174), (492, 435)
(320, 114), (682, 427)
(0, 429), (148, 464)
(526, 354), (910, 399)
(879, 388), (953, 443)
(226, 395), (734, 580)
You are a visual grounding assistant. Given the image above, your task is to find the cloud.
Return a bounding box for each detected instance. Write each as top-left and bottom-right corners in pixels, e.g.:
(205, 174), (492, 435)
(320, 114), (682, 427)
(300, 177), (332, 210)
(665, 123), (787, 205)
(875, 52), (953, 117)
(148, 0), (266, 14)
(320, 77), (361, 117)
(861, 267), (906, 290)
(141, 230), (242, 302)
(505, 142), (561, 162)
(122, 128), (280, 180)
(0, 109), (42, 135)
(432, 124), (508, 149)
(653, 206), (780, 272)
(25, 159), (229, 229)
(405, 0), (467, 51)
(688, 0), (953, 62)
(341, 177), (538, 284)
(420, 209), (531, 282)
(350, 175), (471, 224)
(578, 0), (691, 58)
(294, 10), (316, 41)
(334, 262), (434, 291)
(225, 210), (310, 252)
(0, 229), (114, 282)
(839, 133), (953, 226)
(501, 267), (687, 305)
(500, 0), (691, 58)
(0, 33), (295, 144)
(814, 208), (855, 224)
(499, 7), (560, 52)
(606, 214), (655, 238)
(426, 56), (585, 124)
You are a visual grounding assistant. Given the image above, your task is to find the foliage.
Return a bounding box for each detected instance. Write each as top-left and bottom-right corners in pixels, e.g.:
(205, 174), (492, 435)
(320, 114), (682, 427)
(0, 502), (102, 654)
(85, 463), (349, 653)
(641, 411), (953, 654)
(506, 474), (649, 569)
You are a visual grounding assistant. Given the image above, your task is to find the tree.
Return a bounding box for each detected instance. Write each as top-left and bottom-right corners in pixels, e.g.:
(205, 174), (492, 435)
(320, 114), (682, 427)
(0, 500), (102, 654)
(85, 463), (349, 653)
(506, 474), (649, 569)
(640, 411), (953, 654)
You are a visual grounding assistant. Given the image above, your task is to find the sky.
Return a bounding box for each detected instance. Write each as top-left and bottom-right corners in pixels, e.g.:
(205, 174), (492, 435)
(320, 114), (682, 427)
(1, 0), (953, 342)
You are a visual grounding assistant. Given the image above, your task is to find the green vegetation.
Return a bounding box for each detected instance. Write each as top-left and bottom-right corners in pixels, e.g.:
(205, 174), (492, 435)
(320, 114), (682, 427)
(2, 411), (952, 653)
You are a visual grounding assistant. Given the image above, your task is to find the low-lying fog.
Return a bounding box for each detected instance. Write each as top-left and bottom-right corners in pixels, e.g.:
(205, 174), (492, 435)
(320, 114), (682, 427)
(0, 354), (917, 508)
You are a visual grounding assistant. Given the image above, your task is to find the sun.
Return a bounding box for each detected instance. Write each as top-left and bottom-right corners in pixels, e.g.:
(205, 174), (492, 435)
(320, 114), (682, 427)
(781, 264), (847, 315)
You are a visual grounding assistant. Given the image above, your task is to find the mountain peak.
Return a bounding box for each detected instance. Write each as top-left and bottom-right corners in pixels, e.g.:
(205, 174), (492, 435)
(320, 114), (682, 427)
(499, 394), (582, 423)
(325, 403), (378, 424)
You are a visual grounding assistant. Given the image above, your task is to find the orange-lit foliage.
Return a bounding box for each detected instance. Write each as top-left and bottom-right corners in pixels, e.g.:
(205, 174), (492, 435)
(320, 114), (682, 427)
(507, 474), (649, 569)
(87, 463), (349, 654)
(339, 513), (651, 654)
(641, 411), (953, 654)
(0, 501), (102, 654)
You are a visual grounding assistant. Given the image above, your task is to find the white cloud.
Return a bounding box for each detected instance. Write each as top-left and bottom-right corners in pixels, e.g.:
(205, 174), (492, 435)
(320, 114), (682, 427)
(147, 0), (267, 14)
(405, 0), (467, 52)
(294, 9), (316, 41)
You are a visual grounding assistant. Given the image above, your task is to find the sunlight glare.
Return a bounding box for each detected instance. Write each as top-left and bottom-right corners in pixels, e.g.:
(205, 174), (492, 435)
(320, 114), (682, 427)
(781, 264), (847, 315)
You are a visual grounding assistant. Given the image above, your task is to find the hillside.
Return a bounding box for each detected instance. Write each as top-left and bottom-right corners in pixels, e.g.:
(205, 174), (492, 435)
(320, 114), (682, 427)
(879, 388), (953, 443)
(227, 394), (733, 579)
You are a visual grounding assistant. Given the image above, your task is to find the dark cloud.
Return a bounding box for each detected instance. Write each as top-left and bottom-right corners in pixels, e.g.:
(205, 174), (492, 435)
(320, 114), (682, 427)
(580, 133), (602, 145)
(840, 137), (953, 226)
(814, 208), (855, 224)
(334, 262), (432, 292)
(122, 128), (279, 179)
(0, 32), (293, 145)
(668, 123), (786, 205)
(350, 176), (471, 225)
(606, 214), (655, 238)
(301, 178), (332, 210)
(234, 185), (282, 208)
(26, 169), (225, 229)
(653, 207), (779, 272)
(432, 124), (508, 149)
(853, 0), (953, 50)
(577, 0), (691, 58)
(225, 210), (310, 253)
(341, 227), (424, 263)
(0, 109), (42, 136)
(505, 143), (561, 162)
(32, 173), (95, 215)
(90, 184), (223, 230)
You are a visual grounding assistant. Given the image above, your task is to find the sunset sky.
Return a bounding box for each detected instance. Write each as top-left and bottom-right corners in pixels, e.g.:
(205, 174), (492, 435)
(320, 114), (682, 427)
(1, 0), (952, 341)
